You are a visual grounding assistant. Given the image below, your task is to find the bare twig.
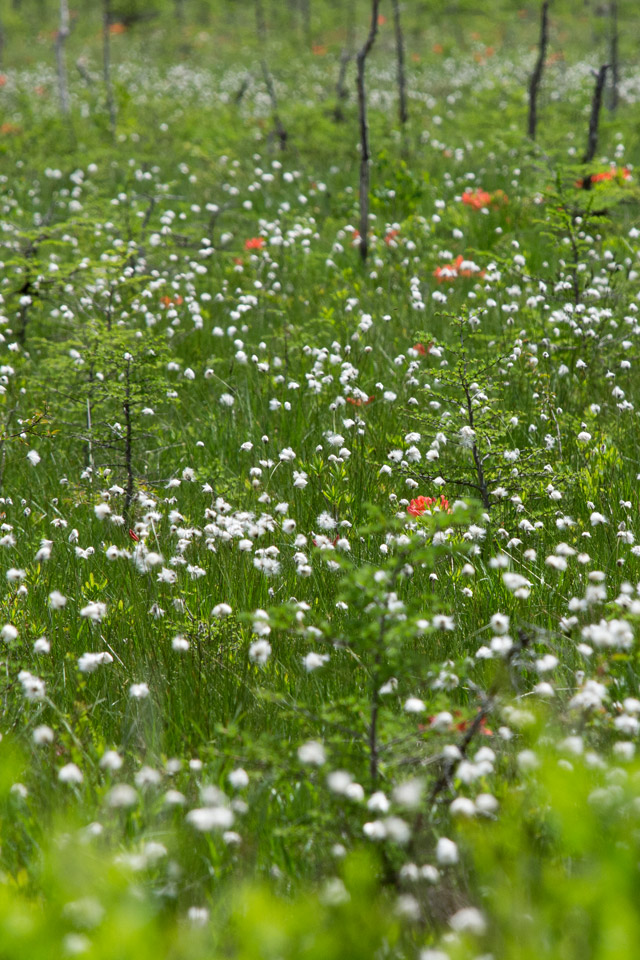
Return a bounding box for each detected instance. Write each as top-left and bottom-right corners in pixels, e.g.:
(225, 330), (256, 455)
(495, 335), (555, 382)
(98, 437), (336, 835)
(583, 64), (610, 164)
(103, 0), (117, 138)
(528, 0), (550, 140)
(123, 357), (134, 520)
(356, 0), (380, 261)
(55, 0), (71, 119)
(608, 1), (619, 112)
(76, 57), (93, 86)
(334, 0), (356, 121)
(391, 0), (408, 127)
(256, 0), (288, 149)
(428, 630), (531, 807)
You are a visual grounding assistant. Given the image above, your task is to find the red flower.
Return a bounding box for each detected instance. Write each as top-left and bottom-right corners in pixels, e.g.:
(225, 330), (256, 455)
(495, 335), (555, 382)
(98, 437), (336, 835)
(413, 342), (433, 356)
(244, 237), (265, 250)
(454, 717), (493, 736)
(462, 189), (492, 210)
(461, 188), (508, 210)
(434, 254), (484, 283)
(385, 229), (400, 245)
(128, 528), (140, 542)
(346, 394), (375, 407)
(312, 534), (339, 547)
(575, 167), (631, 188)
(407, 495), (450, 517)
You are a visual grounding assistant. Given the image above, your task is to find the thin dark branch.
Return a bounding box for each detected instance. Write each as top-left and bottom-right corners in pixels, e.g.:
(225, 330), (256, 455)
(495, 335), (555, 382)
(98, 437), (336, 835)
(608, 1), (619, 112)
(528, 0), (550, 140)
(103, 0), (117, 138)
(583, 64), (610, 164)
(428, 630), (531, 807)
(334, 0), (356, 121)
(55, 0), (71, 119)
(391, 0), (408, 126)
(356, 0), (380, 261)
(255, 0), (288, 149)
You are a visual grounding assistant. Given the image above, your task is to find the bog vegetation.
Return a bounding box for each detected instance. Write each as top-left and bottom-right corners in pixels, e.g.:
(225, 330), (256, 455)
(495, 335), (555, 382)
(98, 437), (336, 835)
(0, 1), (640, 957)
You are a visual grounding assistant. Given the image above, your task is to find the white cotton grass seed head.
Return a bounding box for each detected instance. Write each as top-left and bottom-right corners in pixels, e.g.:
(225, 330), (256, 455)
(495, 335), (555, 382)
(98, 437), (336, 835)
(186, 807), (234, 832)
(367, 792), (390, 813)
(298, 741), (326, 766)
(100, 750), (123, 772)
(33, 724), (54, 745)
(187, 906), (210, 927)
(449, 797), (476, 818)
(80, 601), (107, 622)
(404, 697), (426, 713)
(1, 624), (18, 643)
(58, 763), (83, 785)
(164, 789), (187, 806)
(303, 651), (329, 672)
(227, 768), (249, 789)
(48, 590), (67, 609)
(248, 639), (272, 664)
(107, 784), (138, 809)
(435, 837), (458, 865)
(392, 779), (424, 810)
(327, 770), (353, 794)
(449, 906), (487, 936)
(212, 603), (232, 617)
(490, 612), (510, 634)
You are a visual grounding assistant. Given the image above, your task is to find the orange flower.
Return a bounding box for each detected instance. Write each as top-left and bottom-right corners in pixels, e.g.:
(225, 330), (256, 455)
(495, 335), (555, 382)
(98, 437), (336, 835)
(312, 44), (327, 56)
(407, 495), (450, 517)
(461, 188), (508, 211)
(109, 22), (127, 35)
(0, 75), (7, 87)
(462, 189), (492, 210)
(377, 14), (386, 25)
(346, 394), (375, 407)
(384, 229), (399, 245)
(575, 167), (631, 188)
(432, 43), (444, 55)
(0, 123), (21, 135)
(244, 237), (265, 250)
(434, 255), (484, 283)
(160, 295), (183, 307)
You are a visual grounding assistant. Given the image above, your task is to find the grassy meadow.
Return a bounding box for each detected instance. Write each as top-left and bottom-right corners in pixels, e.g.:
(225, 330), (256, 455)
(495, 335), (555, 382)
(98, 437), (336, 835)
(0, 1), (640, 957)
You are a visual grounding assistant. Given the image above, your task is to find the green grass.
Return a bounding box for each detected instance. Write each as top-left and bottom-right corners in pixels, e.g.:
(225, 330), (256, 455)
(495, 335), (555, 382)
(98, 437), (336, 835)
(0, 1), (640, 957)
